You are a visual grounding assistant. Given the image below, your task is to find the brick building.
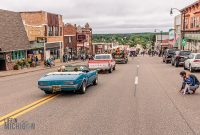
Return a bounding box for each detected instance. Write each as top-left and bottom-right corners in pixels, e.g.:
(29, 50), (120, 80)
(0, 9), (29, 71)
(181, 1), (200, 52)
(20, 11), (64, 62)
(77, 23), (93, 56)
(63, 23), (77, 59)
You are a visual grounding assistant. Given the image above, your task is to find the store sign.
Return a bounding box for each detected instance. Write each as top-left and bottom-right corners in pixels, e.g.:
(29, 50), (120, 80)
(37, 37), (47, 43)
(169, 29), (175, 40)
(185, 34), (200, 40)
(77, 34), (86, 42)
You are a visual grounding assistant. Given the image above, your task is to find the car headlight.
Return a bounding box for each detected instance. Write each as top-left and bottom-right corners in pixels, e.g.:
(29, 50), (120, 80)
(64, 81), (74, 85)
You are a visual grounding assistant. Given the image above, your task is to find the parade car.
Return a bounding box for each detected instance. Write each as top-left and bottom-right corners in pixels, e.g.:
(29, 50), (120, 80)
(38, 65), (98, 94)
(112, 48), (128, 64)
(88, 54), (116, 73)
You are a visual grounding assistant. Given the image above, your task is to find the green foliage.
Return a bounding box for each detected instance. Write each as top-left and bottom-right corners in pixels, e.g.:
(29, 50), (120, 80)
(93, 33), (156, 49)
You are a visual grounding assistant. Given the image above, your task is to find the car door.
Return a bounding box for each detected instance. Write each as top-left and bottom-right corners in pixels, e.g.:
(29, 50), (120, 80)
(84, 67), (94, 84)
(185, 54), (193, 68)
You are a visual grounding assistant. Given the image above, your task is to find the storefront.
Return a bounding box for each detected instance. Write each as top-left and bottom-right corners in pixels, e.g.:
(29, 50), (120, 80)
(44, 42), (63, 62)
(185, 33), (200, 52)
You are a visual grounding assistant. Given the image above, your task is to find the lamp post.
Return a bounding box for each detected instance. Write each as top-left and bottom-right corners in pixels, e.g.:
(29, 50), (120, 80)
(170, 8), (186, 50)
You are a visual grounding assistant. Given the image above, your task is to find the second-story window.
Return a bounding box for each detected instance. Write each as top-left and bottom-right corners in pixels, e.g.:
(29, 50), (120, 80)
(55, 27), (59, 36)
(60, 27), (62, 36)
(48, 26), (53, 36)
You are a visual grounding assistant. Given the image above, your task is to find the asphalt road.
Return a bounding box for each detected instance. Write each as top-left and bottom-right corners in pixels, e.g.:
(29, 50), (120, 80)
(1, 56), (200, 135)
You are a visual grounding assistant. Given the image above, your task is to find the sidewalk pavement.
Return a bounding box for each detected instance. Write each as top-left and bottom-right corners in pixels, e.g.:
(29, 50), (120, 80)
(0, 60), (83, 78)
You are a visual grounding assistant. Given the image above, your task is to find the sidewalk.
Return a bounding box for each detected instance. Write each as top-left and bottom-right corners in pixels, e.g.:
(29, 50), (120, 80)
(0, 60), (83, 78)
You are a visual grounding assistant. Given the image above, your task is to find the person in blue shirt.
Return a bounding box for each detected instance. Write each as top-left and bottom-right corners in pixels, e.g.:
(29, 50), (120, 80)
(180, 71), (199, 94)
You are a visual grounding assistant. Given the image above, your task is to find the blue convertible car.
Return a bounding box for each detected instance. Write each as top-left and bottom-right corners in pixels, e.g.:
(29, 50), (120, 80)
(38, 65), (98, 94)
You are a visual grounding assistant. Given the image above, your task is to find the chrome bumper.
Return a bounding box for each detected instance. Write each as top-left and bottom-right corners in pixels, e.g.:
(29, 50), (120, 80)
(38, 84), (79, 89)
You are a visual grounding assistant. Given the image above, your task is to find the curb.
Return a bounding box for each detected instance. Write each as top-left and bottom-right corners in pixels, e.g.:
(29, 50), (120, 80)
(0, 61), (82, 78)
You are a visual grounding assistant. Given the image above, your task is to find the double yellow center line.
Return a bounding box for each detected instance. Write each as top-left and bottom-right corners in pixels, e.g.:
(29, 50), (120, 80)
(0, 94), (59, 126)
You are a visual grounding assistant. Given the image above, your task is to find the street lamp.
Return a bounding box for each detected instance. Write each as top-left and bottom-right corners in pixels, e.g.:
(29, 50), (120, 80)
(170, 8), (187, 50)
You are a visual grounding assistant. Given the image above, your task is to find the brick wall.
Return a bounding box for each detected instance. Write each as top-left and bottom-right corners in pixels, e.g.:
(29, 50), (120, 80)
(20, 12), (46, 41)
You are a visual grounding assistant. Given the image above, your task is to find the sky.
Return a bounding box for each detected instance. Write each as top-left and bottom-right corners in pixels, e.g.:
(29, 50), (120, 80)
(0, 0), (197, 34)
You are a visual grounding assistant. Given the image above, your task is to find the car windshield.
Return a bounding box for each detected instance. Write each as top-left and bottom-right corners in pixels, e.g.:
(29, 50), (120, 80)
(196, 54), (200, 59)
(64, 65), (88, 72)
(113, 54), (124, 58)
(180, 51), (191, 56)
(95, 55), (111, 60)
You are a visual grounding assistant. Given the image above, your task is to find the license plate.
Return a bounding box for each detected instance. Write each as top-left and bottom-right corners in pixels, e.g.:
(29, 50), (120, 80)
(52, 86), (61, 92)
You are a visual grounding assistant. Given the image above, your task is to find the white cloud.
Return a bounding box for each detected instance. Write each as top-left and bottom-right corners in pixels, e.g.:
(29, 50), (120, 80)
(0, 0), (197, 33)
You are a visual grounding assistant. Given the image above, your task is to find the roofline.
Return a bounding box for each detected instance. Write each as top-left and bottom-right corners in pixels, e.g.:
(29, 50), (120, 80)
(180, 1), (200, 12)
(19, 10), (62, 16)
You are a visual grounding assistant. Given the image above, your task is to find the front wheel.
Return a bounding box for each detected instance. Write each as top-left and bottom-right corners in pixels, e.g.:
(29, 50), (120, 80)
(93, 77), (98, 85)
(108, 68), (112, 73)
(189, 65), (194, 73)
(175, 61), (179, 67)
(183, 64), (187, 70)
(113, 66), (116, 70)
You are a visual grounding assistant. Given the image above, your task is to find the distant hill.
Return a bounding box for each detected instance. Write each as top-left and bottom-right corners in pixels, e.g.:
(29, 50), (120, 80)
(92, 33), (161, 48)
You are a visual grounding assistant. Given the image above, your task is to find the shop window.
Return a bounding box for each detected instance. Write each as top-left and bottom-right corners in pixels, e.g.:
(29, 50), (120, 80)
(12, 50), (26, 61)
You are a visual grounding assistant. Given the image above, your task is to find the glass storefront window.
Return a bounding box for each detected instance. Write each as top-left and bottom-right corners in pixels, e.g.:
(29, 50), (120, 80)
(12, 50), (26, 61)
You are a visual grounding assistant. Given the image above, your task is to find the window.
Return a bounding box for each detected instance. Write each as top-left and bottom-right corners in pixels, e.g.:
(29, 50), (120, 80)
(195, 54), (200, 59)
(189, 54), (194, 59)
(48, 26), (53, 36)
(60, 27), (62, 36)
(55, 27), (59, 36)
(11, 50), (26, 61)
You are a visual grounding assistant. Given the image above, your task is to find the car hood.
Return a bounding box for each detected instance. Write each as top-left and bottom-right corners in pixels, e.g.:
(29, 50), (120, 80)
(39, 72), (83, 81)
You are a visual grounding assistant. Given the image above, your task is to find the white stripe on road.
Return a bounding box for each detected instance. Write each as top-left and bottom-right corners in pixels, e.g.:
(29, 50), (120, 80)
(135, 76), (138, 85)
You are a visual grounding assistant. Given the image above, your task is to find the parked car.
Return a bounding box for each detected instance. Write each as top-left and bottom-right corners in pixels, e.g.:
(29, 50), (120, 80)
(184, 53), (200, 72)
(163, 48), (179, 63)
(88, 54), (116, 73)
(38, 65), (98, 94)
(171, 50), (191, 67)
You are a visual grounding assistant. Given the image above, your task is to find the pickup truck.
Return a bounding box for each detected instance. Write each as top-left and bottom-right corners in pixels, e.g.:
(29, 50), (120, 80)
(88, 54), (116, 73)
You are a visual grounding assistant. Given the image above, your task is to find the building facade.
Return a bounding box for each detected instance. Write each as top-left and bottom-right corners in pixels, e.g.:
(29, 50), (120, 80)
(76, 23), (93, 56)
(63, 23), (77, 59)
(181, 1), (200, 52)
(0, 9), (29, 71)
(20, 11), (64, 62)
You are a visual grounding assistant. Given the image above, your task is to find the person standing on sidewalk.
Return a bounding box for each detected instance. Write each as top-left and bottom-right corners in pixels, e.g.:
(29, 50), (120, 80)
(35, 56), (39, 66)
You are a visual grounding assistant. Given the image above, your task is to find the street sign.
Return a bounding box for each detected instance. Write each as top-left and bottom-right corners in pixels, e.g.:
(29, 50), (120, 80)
(77, 34), (86, 42)
(182, 39), (186, 47)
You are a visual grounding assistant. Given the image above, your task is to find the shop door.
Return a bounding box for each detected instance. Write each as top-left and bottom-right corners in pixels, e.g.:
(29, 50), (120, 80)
(0, 60), (6, 71)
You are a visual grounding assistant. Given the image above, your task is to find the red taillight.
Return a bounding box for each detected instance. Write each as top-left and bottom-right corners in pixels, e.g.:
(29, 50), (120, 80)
(176, 55), (180, 58)
(194, 60), (200, 62)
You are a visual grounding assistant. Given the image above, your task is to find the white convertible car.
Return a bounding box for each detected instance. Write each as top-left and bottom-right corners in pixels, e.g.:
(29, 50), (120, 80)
(184, 53), (200, 72)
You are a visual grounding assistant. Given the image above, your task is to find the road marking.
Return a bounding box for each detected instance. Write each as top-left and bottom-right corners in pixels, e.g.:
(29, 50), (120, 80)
(135, 76), (138, 85)
(0, 94), (59, 126)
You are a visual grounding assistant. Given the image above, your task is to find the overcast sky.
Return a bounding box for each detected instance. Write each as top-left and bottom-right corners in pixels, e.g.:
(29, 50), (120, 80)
(0, 0), (197, 34)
